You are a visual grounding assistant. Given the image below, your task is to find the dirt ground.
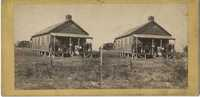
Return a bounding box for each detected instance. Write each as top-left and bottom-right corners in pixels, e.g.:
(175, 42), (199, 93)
(15, 48), (187, 89)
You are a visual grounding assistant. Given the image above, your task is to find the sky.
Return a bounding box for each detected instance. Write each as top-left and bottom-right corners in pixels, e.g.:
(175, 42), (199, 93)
(14, 4), (188, 51)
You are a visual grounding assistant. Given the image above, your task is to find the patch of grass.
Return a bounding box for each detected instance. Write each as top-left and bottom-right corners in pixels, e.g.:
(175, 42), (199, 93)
(15, 48), (187, 89)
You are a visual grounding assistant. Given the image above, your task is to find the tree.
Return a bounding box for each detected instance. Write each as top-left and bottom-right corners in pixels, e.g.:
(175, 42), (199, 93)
(16, 40), (31, 48)
(102, 43), (114, 50)
(183, 45), (188, 57)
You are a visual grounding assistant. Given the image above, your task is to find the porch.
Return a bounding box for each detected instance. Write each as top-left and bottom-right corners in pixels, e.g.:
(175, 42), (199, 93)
(122, 34), (175, 59)
(135, 34), (175, 58)
(49, 33), (93, 57)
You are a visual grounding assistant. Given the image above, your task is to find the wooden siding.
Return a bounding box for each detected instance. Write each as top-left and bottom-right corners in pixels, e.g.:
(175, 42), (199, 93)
(114, 35), (135, 51)
(31, 34), (50, 51)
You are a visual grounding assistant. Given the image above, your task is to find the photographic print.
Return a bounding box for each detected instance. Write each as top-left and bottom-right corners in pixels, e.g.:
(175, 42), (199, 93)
(2, 0), (199, 96)
(14, 4), (188, 89)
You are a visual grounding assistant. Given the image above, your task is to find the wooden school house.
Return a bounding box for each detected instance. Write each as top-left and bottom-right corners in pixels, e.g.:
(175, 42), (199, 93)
(114, 16), (175, 58)
(30, 14), (93, 57)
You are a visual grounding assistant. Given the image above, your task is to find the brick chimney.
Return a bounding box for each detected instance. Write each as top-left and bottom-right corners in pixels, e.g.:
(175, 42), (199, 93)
(65, 14), (72, 21)
(148, 16), (154, 22)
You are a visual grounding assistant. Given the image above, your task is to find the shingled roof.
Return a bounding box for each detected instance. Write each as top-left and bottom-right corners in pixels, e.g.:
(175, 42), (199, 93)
(115, 16), (173, 40)
(31, 15), (90, 38)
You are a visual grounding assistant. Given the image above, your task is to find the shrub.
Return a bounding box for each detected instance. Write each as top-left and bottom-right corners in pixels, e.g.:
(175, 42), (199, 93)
(174, 63), (187, 84)
(175, 52), (185, 59)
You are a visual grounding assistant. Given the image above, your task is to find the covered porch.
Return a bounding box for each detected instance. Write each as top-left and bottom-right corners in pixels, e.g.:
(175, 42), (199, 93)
(133, 34), (175, 58)
(49, 33), (93, 57)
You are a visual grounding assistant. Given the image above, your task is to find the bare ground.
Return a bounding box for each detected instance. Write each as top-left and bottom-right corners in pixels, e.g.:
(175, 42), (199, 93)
(15, 48), (187, 89)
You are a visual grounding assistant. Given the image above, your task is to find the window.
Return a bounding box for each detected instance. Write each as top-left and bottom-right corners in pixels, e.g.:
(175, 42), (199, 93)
(38, 37), (40, 48)
(41, 36), (43, 45)
(121, 39), (123, 48)
(47, 35), (49, 43)
(42, 36), (45, 46)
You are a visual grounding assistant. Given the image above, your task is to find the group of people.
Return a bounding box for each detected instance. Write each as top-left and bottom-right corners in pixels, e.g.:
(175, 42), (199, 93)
(50, 43), (92, 57)
(135, 44), (175, 58)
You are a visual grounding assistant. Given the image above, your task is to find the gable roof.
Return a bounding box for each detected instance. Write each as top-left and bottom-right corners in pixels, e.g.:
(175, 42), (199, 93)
(115, 19), (172, 40)
(31, 17), (90, 38)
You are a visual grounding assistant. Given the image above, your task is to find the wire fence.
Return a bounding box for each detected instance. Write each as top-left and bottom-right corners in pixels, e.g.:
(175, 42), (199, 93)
(15, 47), (187, 89)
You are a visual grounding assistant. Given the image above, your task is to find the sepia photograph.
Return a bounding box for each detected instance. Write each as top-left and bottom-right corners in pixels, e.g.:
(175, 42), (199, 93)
(2, 0), (199, 95)
(13, 4), (188, 90)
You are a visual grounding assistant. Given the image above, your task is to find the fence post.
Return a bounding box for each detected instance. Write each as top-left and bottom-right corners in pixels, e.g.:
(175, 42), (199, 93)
(131, 53), (133, 60)
(166, 53), (169, 61)
(50, 48), (54, 66)
(129, 58), (133, 71)
(99, 47), (103, 88)
(173, 47), (176, 61)
(112, 64), (116, 80)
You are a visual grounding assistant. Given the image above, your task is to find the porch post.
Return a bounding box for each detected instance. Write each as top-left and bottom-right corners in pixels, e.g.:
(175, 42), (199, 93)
(53, 35), (56, 56)
(173, 39), (176, 59)
(151, 39), (154, 56)
(78, 38), (80, 46)
(135, 37), (138, 58)
(69, 37), (72, 55)
(48, 35), (51, 57)
(160, 39), (162, 47)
